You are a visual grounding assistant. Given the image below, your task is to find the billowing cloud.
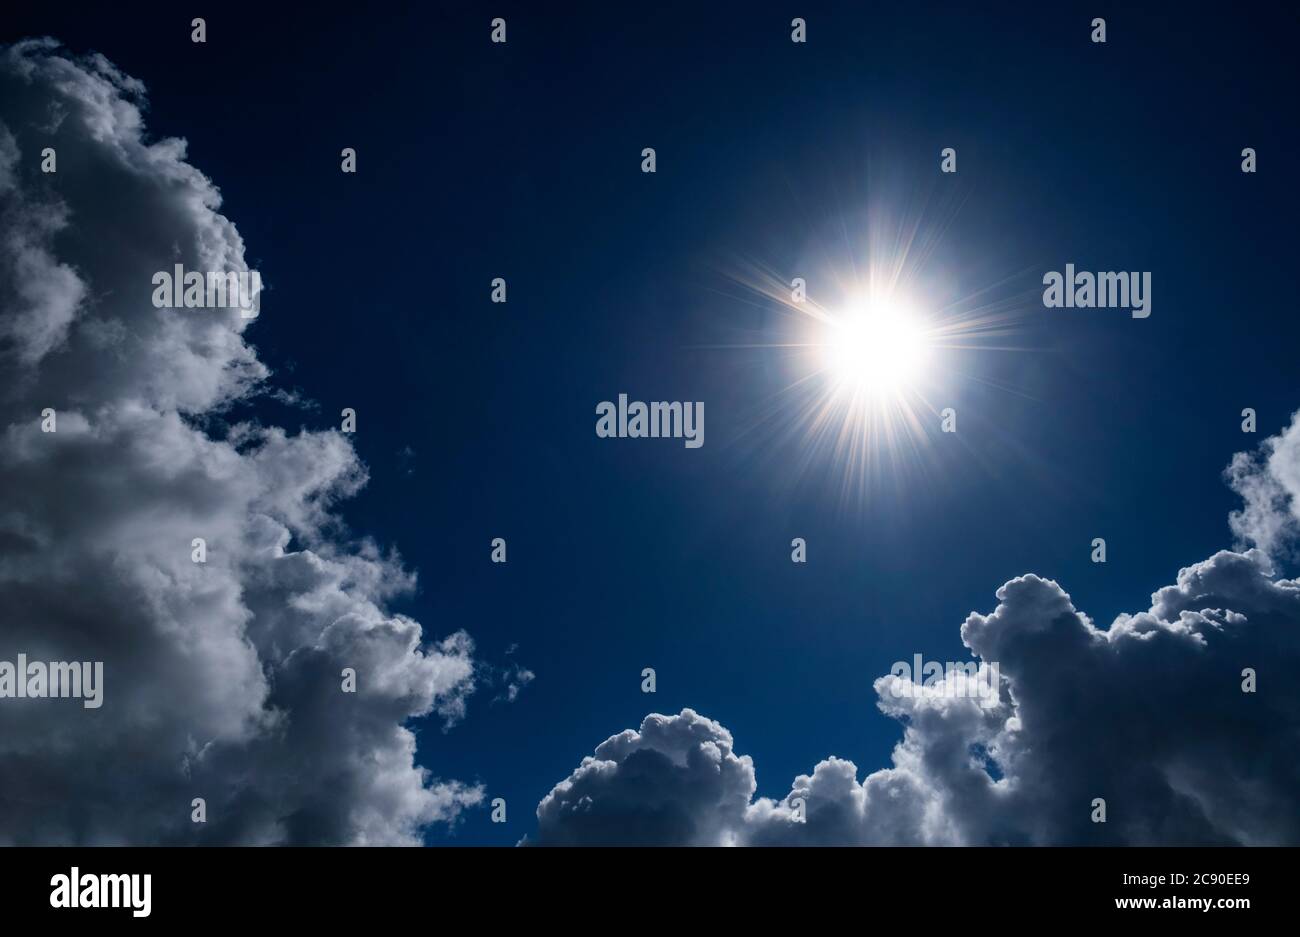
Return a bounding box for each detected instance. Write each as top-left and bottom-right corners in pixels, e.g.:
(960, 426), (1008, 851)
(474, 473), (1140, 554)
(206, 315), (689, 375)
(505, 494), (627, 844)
(534, 710), (757, 845)
(1227, 410), (1300, 561)
(535, 421), (1300, 846)
(0, 39), (483, 844)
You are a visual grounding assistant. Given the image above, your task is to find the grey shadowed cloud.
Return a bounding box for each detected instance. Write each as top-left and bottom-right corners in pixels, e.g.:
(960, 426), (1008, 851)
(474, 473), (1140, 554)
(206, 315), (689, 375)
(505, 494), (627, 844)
(533, 416), (1300, 846)
(0, 39), (485, 844)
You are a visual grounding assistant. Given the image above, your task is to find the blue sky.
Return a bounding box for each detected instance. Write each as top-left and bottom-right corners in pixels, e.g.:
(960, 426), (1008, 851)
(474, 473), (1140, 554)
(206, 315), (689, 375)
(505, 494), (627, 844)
(4, 2), (1297, 845)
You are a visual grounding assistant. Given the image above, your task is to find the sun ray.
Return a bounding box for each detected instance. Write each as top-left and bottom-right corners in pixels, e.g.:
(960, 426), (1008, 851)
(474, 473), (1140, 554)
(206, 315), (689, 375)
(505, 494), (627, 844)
(704, 195), (1038, 507)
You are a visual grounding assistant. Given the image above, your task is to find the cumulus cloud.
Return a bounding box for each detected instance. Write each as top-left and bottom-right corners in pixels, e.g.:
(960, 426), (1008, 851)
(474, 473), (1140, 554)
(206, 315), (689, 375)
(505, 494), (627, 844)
(535, 424), (1300, 845)
(534, 710), (757, 845)
(0, 39), (484, 844)
(1227, 409), (1300, 561)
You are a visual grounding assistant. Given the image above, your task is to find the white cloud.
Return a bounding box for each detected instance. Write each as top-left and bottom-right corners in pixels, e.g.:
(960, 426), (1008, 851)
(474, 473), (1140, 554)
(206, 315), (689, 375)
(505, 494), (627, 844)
(533, 710), (756, 845)
(1227, 409), (1300, 561)
(0, 39), (482, 844)
(536, 421), (1300, 845)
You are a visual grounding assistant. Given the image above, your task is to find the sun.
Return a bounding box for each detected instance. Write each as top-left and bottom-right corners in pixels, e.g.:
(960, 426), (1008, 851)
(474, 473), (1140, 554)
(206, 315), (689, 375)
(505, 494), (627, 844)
(820, 295), (932, 396)
(714, 196), (1029, 503)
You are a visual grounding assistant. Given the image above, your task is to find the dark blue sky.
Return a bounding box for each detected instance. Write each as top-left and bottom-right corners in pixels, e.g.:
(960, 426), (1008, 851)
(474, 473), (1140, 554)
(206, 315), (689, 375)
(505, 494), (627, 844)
(8, 1), (1296, 844)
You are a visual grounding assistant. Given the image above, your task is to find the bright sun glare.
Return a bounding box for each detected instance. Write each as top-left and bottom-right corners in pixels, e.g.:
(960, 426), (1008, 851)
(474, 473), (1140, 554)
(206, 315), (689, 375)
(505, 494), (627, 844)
(821, 298), (931, 395)
(722, 209), (1022, 500)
